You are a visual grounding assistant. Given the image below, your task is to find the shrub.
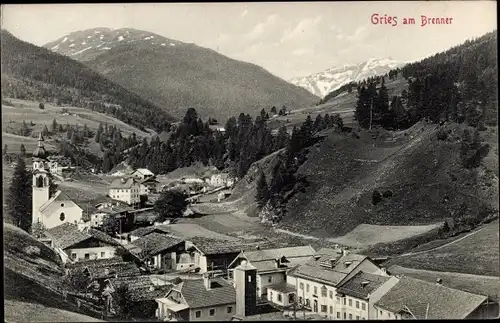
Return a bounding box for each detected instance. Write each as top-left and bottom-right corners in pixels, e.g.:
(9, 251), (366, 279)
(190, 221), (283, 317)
(372, 190), (383, 205)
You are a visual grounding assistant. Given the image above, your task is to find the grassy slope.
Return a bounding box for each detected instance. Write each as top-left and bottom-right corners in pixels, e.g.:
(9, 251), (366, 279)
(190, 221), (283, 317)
(386, 220), (499, 276)
(2, 98), (152, 154)
(3, 223), (101, 322)
(278, 122), (497, 238)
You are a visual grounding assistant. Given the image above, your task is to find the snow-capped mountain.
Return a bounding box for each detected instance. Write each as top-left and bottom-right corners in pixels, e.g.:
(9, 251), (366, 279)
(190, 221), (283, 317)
(289, 58), (405, 98)
(44, 27), (185, 62)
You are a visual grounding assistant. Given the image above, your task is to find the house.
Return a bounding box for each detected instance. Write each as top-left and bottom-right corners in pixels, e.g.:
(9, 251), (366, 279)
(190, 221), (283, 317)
(182, 177), (205, 184)
(155, 272), (236, 321)
(132, 168), (155, 180)
(108, 177), (141, 205)
(124, 233), (186, 271)
(227, 245), (316, 299)
(335, 271), (399, 320)
(285, 247), (387, 318)
(90, 203), (134, 227)
(374, 276), (498, 320)
(139, 176), (161, 195)
(68, 257), (142, 283)
(44, 222), (123, 263)
(186, 238), (250, 274)
(205, 173), (234, 188)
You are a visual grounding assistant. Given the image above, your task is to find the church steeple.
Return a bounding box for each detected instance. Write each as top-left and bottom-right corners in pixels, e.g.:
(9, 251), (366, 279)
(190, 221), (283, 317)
(33, 132), (47, 160)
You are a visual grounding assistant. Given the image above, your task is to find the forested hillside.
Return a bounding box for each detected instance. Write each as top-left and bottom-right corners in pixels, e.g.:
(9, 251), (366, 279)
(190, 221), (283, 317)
(1, 31), (174, 132)
(354, 31), (497, 131)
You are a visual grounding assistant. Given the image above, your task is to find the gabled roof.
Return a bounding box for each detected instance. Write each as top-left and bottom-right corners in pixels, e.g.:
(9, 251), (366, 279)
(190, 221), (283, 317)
(126, 233), (184, 259)
(139, 177), (160, 184)
(244, 245), (315, 262)
(288, 252), (369, 286)
(109, 177), (139, 189)
(168, 278), (235, 309)
(39, 190), (83, 213)
(71, 258), (141, 279)
(336, 271), (391, 300)
(188, 237), (245, 255)
(45, 223), (120, 250)
(129, 225), (170, 237)
(374, 276), (488, 319)
(134, 168), (154, 176)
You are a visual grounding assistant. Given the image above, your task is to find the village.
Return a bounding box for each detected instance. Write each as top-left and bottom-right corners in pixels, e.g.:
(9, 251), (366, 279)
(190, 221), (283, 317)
(22, 132), (499, 321)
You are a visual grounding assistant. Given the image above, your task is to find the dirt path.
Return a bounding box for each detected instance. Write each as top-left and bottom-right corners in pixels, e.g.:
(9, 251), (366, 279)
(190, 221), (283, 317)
(389, 265), (500, 280)
(398, 226), (486, 257)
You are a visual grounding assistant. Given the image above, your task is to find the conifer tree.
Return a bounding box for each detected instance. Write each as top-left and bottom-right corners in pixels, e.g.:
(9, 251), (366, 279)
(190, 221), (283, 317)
(20, 144), (26, 157)
(6, 156), (32, 231)
(42, 124), (49, 136)
(51, 118), (58, 133)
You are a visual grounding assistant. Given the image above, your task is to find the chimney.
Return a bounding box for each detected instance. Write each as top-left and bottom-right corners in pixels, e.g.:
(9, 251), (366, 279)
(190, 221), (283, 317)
(203, 272), (213, 290)
(436, 278), (442, 286)
(361, 281), (369, 288)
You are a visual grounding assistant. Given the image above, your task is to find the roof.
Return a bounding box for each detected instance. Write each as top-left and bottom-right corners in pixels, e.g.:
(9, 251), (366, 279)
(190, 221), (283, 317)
(267, 282), (297, 294)
(126, 233), (184, 259)
(336, 271), (391, 300)
(45, 223), (120, 250)
(134, 168), (154, 176)
(139, 177), (160, 184)
(243, 246), (316, 262)
(171, 278), (236, 309)
(39, 190), (82, 213)
(188, 237), (245, 255)
(288, 252), (369, 286)
(156, 297), (190, 311)
(128, 284), (172, 302)
(129, 225), (170, 237)
(109, 177), (139, 189)
(374, 276), (488, 319)
(72, 259), (141, 279)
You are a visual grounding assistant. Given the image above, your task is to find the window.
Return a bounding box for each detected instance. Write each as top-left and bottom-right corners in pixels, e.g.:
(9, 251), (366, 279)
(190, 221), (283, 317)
(356, 316), (360, 320)
(195, 311), (201, 318)
(100, 252), (105, 258)
(321, 287), (327, 297)
(321, 305), (327, 313)
(300, 282), (304, 290)
(336, 297), (340, 304)
(209, 309), (215, 316)
(356, 301), (360, 309)
(314, 286), (317, 295)
(59, 212), (65, 221)
(71, 253), (77, 260)
(306, 299), (310, 307)
(388, 313), (391, 318)
(84, 253), (90, 259)
(268, 276), (272, 283)
(349, 299), (352, 307)
(248, 275), (252, 282)
(329, 291), (333, 299)
(349, 314), (353, 320)
(337, 312), (340, 319)
(344, 313), (346, 320)
(277, 294), (282, 302)
(329, 306), (333, 314)
(61, 203), (65, 207)
(380, 311), (383, 316)
(299, 297), (303, 304)
(306, 284), (310, 292)
(270, 292), (273, 300)
(227, 306), (232, 313)
(362, 303), (366, 310)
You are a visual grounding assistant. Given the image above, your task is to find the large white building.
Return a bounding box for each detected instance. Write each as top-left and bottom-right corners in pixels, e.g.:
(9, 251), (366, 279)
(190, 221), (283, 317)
(108, 177), (141, 205)
(284, 248), (388, 319)
(32, 133), (83, 229)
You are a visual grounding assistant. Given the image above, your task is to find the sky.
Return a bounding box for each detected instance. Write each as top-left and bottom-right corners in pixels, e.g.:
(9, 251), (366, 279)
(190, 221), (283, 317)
(1, 2), (497, 80)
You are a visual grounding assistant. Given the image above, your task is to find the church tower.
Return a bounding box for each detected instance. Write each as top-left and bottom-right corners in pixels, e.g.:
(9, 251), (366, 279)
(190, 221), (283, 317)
(32, 132), (50, 225)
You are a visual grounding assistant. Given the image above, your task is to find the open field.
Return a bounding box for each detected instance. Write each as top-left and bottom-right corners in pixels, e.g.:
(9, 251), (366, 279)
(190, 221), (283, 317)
(57, 179), (109, 204)
(2, 98), (152, 137)
(166, 222), (240, 241)
(388, 265), (500, 302)
(2, 132), (58, 153)
(328, 223), (443, 248)
(386, 220), (499, 276)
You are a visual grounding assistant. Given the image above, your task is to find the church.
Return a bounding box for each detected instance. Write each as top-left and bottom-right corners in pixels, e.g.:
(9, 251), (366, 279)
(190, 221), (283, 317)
(32, 133), (83, 229)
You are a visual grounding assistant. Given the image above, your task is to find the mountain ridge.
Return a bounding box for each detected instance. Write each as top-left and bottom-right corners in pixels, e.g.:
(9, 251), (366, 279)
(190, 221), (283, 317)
(290, 58), (405, 98)
(43, 27), (319, 121)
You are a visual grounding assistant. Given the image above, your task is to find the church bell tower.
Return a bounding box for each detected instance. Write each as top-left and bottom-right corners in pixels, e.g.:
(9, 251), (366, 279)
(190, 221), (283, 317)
(32, 132), (50, 225)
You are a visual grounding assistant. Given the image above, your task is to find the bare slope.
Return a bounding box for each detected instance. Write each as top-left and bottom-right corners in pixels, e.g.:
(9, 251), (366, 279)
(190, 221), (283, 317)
(44, 28), (319, 120)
